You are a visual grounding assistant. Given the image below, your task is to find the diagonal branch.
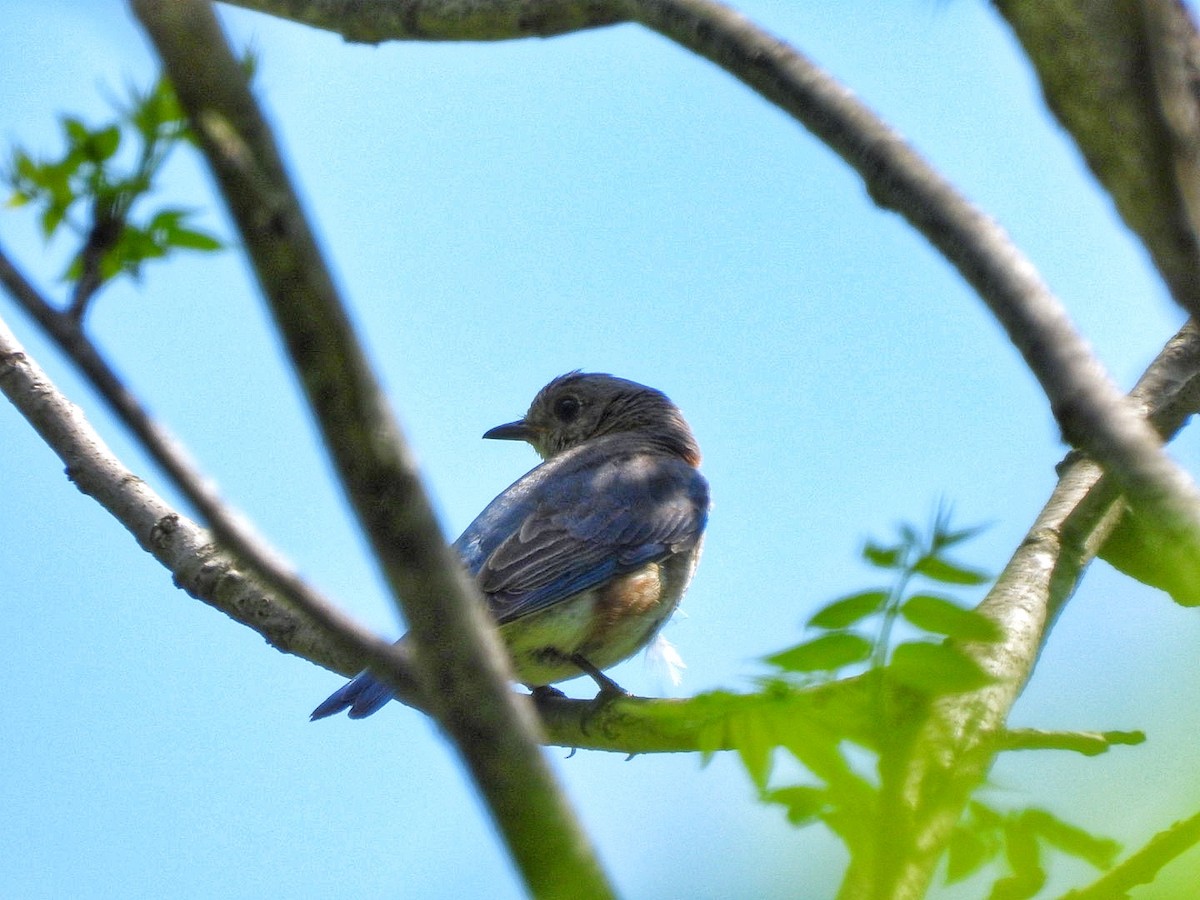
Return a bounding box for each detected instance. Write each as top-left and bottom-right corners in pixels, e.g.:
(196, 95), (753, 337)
(624, 0), (1200, 597)
(0, 308), (414, 688)
(0, 241), (424, 698)
(993, 0), (1200, 320)
(833, 318), (1200, 897)
(128, 1), (613, 896)
(1062, 809), (1200, 899)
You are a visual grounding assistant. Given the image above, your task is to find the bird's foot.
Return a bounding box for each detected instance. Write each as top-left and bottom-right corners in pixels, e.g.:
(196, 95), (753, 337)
(571, 654), (631, 735)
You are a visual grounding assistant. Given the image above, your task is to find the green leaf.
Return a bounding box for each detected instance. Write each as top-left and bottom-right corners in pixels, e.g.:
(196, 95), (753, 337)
(88, 124), (121, 162)
(40, 202), (68, 238)
(932, 521), (989, 551)
(901, 594), (1001, 642)
(914, 554), (990, 586)
(863, 541), (903, 569)
(887, 642), (995, 694)
(1022, 809), (1119, 869)
(992, 818), (1045, 900)
(63, 116), (89, 147)
(946, 825), (993, 884)
(807, 590), (888, 630)
(1100, 508), (1200, 606)
(764, 785), (827, 827)
(728, 708), (774, 790)
(165, 226), (223, 251)
(149, 207), (187, 230)
(765, 633), (872, 674)
(10, 149), (37, 183)
(967, 800), (1004, 830)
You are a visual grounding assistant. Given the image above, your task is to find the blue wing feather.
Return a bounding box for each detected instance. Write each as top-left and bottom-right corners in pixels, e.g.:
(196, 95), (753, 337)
(471, 437), (708, 623)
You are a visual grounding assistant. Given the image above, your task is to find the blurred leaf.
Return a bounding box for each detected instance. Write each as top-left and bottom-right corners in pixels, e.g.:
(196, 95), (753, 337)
(968, 800), (1004, 830)
(765, 785), (827, 827)
(62, 116), (89, 147)
(88, 125), (121, 162)
(729, 706), (774, 790)
(149, 207), (186, 229)
(863, 541), (903, 569)
(990, 818), (1045, 900)
(1022, 808), (1118, 869)
(946, 825), (994, 884)
(933, 521), (990, 551)
(766, 633), (872, 674)
(914, 554), (990, 586)
(40, 202), (68, 238)
(62, 253), (83, 282)
(165, 225), (222, 251)
(1100, 507), (1200, 606)
(888, 642), (995, 694)
(807, 590), (888, 630)
(901, 594), (1001, 642)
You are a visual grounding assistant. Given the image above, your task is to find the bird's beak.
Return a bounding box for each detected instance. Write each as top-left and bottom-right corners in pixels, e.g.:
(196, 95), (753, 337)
(482, 419), (534, 442)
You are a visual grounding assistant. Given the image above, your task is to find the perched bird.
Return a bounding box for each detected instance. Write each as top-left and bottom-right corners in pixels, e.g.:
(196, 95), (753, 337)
(311, 372), (709, 720)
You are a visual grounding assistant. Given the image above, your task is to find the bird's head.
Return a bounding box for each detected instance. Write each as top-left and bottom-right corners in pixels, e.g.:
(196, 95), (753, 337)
(483, 372), (701, 464)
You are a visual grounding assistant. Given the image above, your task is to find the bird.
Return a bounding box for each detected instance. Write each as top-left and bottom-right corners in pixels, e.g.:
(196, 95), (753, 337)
(311, 371), (710, 720)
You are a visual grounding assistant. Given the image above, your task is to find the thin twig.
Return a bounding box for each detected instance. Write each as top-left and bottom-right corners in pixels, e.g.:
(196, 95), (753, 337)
(1061, 810), (1200, 899)
(999, 728), (1146, 756)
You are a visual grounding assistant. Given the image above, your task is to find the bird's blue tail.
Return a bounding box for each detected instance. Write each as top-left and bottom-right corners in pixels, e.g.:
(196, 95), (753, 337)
(310, 671), (394, 720)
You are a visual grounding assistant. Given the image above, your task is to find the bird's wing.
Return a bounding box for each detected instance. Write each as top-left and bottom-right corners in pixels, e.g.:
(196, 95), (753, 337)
(455, 447), (708, 625)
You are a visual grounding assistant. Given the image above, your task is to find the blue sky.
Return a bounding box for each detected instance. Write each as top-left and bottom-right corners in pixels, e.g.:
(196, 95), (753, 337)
(3, 2), (1199, 897)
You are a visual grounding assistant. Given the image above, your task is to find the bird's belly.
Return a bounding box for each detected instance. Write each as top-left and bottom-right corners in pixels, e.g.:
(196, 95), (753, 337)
(499, 549), (699, 687)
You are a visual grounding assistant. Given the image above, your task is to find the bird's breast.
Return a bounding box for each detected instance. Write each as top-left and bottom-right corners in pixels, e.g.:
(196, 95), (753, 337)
(498, 542), (702, 687)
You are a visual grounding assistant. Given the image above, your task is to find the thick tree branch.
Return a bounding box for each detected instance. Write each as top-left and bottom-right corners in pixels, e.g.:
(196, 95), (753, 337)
(993, 0), (1200, 320)
(221, 0), (625, 41)
(128, 2), (612, 896)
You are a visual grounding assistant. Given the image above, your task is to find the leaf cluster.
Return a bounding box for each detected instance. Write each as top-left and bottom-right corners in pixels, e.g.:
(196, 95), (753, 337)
(5, 76), (222, 312)
(947, 802), (1119, 898)
(765, 507), (998, 693)
(694, 509), (1121, 897)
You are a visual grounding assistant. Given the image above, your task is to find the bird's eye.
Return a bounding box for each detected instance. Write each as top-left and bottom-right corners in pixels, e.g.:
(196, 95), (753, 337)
(553, 396), (581, 422)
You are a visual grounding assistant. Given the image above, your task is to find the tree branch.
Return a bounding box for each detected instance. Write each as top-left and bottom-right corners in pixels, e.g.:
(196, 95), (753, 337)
(0, 308), (412, 685)
(0, 240), (431, 701)
(128, 2), (612, 896)
(834, 317), (1200, 897)
(998, 728), (1146, 757)
(622, 0), (1200, 599)
(221, 0), (625, 41)
(993, 0), (1200, 320)
(1062, 809), (1200, 899)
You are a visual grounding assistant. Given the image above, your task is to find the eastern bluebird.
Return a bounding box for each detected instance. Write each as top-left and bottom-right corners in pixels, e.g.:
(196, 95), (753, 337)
(311, 372), (710, 720)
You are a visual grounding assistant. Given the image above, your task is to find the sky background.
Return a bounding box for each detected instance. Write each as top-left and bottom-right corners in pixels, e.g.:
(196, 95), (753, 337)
(3, 1), (1199, 897)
